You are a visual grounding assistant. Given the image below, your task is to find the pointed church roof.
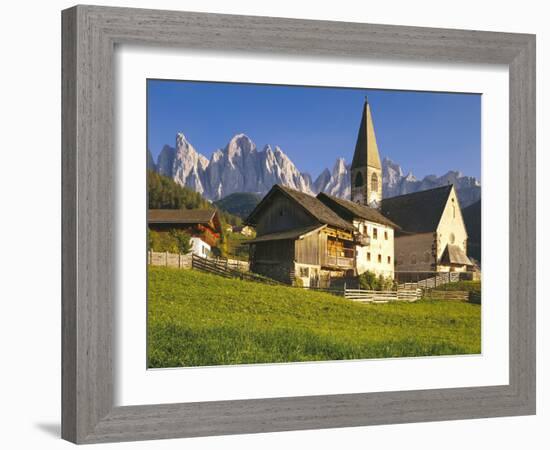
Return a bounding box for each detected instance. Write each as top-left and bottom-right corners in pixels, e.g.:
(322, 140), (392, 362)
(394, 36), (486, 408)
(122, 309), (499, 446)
(380, 185), (453, 233)
(351, 100), (382, 170)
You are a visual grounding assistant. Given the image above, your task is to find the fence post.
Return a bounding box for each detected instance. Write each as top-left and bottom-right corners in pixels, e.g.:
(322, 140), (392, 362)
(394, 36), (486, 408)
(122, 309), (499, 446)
(178, 253), (181, 269)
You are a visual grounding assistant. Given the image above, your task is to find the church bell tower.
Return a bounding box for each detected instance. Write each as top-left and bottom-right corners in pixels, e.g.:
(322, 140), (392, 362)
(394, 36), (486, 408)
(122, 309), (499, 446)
(350, 98), (382, 208)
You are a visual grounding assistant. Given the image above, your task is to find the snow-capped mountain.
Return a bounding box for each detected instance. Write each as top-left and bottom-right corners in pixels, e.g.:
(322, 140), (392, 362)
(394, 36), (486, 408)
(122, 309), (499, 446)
(150, 133), (481, 207)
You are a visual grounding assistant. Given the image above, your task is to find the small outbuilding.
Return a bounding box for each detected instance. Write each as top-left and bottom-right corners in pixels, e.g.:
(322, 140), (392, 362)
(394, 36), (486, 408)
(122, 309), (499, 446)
(147, 208), (222, 248)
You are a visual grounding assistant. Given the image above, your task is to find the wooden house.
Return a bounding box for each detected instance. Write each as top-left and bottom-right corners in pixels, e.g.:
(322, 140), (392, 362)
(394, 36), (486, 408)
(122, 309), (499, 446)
(244, 185), (356, 287)
(147, 209), (222, 248)
(317, 192), (399, 279)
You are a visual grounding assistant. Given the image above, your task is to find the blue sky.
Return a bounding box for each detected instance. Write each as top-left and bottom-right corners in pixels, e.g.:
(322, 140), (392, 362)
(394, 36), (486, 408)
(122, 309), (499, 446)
(147, 80), (481, 180)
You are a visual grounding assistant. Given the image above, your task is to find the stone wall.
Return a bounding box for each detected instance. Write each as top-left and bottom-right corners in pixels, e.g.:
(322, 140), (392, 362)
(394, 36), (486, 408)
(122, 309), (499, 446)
(250, 260), (294, 284)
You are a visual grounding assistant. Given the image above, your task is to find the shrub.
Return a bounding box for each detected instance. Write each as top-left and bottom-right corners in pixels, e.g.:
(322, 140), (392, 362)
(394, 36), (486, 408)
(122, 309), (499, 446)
(358, 271), (395, 291)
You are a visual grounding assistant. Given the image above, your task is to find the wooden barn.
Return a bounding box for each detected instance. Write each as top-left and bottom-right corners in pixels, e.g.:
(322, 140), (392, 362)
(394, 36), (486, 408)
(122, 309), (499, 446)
(147, 209), (222, 247)
(244, 185), (356, 287)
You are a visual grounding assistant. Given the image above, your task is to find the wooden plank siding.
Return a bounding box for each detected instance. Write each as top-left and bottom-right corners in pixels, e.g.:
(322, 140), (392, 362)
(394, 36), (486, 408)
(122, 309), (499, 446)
(295, 231), (321, 265)
(254, 194), (316, 236)
(252, 239), (294, 263)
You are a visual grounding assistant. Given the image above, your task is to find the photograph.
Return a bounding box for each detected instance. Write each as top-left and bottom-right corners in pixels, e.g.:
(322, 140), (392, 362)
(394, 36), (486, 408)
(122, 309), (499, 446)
(146, 80), (482, 368)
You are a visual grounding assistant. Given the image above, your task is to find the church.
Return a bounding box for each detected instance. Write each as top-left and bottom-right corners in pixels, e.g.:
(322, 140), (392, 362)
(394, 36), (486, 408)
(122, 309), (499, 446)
(350, 98), (474, 275)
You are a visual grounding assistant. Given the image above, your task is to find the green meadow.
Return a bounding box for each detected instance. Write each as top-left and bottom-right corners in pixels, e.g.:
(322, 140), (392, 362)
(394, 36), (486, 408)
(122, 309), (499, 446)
(147, 267), (481, 368)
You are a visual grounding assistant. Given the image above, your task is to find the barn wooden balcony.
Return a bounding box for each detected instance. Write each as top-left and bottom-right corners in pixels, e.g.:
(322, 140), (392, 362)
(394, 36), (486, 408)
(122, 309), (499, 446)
(324, 248), (355, 268)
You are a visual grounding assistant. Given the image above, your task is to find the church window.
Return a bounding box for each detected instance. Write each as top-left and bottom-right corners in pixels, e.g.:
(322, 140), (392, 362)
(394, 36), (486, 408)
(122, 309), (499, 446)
(378, 254), (382, 263)
(449, 233), (456, 244)
(367, 252), (371, 262)
(371, 172), (379, 192)
(354, 171), (364, 187)
(373, 228), (378, 239)
(410, 253), (417, 265)
(384, 231), (388, 240)
(387, 256), (391, 264)
(397, 253), (404, 265)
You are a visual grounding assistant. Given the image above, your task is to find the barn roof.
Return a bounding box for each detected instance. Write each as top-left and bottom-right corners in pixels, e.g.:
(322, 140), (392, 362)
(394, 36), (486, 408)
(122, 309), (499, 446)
(245, 185), (354, 231)
(440, 244), (473, 266)
(317, 192), (399, 229)
(380, 185), (453, 233)
(148, 209), (218, 225)
(245, 224), (325, 244)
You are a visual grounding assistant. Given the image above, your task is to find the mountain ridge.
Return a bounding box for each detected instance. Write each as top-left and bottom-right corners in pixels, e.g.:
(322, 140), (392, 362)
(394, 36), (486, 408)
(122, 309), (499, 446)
(149, 133), (481, 207)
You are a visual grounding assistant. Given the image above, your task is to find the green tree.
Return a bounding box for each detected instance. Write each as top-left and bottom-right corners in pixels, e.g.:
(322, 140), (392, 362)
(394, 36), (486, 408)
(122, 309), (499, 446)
(170, 229), (192, 254)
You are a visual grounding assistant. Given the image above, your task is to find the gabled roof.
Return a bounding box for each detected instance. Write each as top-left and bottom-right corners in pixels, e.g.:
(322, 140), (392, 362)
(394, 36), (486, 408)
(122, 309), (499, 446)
(440, 244), (473, 266)
(245, 225), (325, 244)
(148, 209), (219, 227)
(316, 192), (399, 229)
(351, 100), (382, 170)
(245, 184), (353, 231)
(380, 185), (453, 233)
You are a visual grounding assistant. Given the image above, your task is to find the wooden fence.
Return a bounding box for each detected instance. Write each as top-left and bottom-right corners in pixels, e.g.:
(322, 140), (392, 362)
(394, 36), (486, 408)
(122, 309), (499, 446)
(148, 251), (249, 272)
(191, 254), (280, 285)
(397, 271), (461, 290)
(148, 251), (193, 269)
(422, 290), (469, 301)
(344, 288), (422, 303)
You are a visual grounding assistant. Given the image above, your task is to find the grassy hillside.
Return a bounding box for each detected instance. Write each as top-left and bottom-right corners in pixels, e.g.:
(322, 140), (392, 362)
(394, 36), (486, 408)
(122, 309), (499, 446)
(147, 267), (481, 368)
(214, 192), (262, 219)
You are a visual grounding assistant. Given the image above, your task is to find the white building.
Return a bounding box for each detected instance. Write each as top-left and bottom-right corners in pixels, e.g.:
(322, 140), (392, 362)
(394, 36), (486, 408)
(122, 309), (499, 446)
(318, 193), (398, 279)
(189, 237), (211, 257)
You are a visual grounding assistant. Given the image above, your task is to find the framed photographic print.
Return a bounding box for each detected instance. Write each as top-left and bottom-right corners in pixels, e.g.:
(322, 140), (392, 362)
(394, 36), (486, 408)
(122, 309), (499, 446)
(62, 5), (536, 444)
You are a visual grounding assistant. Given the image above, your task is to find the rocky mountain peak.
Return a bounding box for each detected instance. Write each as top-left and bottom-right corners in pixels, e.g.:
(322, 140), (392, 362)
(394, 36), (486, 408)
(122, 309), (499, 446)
(151, 132), (481, 207)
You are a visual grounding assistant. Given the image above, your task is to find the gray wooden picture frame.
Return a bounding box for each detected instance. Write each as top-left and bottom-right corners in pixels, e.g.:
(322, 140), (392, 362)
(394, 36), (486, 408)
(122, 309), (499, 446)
(61, 5), (536, 444)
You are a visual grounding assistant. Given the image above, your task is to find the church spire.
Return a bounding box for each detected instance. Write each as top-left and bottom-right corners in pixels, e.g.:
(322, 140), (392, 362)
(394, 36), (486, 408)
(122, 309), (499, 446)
(351, 98), (381, 171)
(350, 98), (383, 207)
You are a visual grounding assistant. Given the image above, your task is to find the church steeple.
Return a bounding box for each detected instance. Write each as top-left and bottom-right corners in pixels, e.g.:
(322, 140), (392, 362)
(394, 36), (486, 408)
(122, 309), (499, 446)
(350, 98), (382, 207)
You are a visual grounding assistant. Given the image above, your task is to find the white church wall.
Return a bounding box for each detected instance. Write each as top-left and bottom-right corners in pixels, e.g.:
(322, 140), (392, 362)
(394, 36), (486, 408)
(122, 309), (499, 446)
(435, 186), (469, 270)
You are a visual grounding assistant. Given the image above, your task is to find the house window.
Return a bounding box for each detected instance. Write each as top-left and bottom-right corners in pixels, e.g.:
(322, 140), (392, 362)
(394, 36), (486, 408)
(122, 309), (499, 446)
(387, 256), (391, 264)
(354, 171), (364, 187)
(371, 172), (379, 192)
(299, 266), (309, 277)
(411, 253), (417, 265)
(367, 252), (371, 262)
(373, 228), (378, 239)
(378, 254), (382, 263)
(384, 231), (388, 240)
